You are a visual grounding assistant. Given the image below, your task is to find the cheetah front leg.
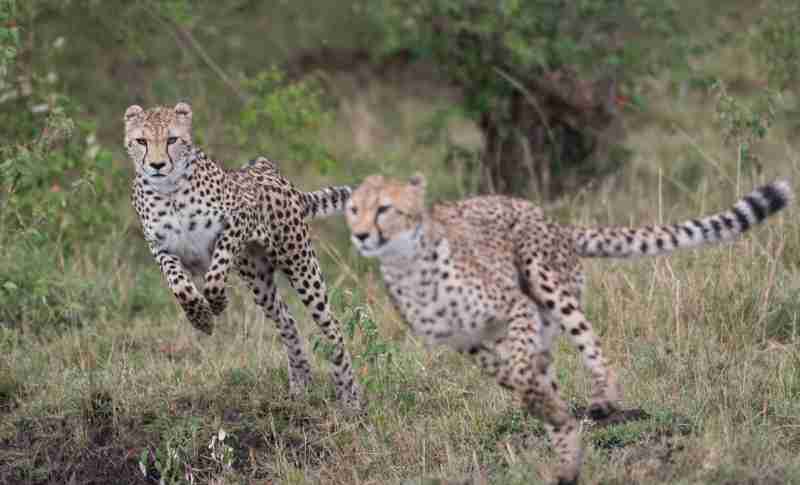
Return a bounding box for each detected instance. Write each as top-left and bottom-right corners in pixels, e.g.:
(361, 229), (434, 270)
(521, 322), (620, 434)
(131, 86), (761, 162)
(202, 217), (246, 317)
(150, 245), (215, 334)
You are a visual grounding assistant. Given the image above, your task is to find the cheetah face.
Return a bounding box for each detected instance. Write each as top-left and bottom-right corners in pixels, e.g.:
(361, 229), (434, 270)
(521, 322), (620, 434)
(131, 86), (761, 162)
(346, 173), (426, 258)
(124, 102), (194, 187)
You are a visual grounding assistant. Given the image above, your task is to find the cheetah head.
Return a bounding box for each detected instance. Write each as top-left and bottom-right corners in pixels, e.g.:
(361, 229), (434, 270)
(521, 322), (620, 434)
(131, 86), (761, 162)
(346, 173), (426, 258)
(124, 102), (194, 185)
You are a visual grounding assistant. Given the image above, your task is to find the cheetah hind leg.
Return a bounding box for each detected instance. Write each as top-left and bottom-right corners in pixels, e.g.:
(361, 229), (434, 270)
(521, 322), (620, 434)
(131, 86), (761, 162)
(469, 308), (583, 484)
(527, 263), (623, 420)
(283, 251), (363, 411)
(237, 253), (313, 397)
(468, 344), (583, 485)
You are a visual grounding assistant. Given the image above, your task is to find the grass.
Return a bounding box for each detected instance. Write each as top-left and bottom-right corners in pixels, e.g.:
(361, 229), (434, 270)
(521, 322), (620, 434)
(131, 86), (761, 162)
(3, 2), (800, 484)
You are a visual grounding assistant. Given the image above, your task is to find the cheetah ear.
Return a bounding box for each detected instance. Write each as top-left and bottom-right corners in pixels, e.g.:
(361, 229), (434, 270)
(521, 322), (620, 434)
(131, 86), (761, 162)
(174, 102), (193, 125)
(124, 105), (143, 126)
(408, 172), (426, 190)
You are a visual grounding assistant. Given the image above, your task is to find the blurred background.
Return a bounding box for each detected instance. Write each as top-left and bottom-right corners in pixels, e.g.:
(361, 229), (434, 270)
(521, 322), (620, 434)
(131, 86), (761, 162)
(1, 1), (799, 484)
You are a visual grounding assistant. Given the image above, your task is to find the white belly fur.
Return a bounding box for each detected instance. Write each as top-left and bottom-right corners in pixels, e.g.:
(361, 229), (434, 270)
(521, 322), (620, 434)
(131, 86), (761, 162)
(157, 213), (224, 275)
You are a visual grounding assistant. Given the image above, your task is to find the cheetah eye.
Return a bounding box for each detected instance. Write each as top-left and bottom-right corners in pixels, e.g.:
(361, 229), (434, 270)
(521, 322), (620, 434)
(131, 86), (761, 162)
(135, 138), (147, 146)
(167, 136), (178, 145)
(376, 204), (391, 215)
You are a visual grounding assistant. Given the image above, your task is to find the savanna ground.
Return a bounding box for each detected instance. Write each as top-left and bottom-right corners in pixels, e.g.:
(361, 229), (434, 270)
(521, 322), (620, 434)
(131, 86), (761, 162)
(1, 1), (800, 484)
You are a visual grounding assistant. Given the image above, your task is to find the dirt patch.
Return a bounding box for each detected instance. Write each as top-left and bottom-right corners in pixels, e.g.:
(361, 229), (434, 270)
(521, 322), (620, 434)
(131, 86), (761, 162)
(0, 416), (146, 485)
(0, 395), (346, 485)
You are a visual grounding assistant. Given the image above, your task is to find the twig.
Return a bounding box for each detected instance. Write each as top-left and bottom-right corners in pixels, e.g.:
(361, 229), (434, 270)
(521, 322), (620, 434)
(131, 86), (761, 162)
(175, 25), (248, 103)
(143, 2), (248, 103)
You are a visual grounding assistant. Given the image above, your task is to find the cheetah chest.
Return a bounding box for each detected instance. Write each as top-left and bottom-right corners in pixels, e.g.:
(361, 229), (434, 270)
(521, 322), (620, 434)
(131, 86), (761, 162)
(151, 202), (226, 276)
(384, 260), (506, 351)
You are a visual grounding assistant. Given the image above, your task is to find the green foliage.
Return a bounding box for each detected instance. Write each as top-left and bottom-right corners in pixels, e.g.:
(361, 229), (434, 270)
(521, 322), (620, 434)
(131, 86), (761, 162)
(139, 417), (203, 485)
(138, 423), (236, 485)
(751, 0), (800, 90)
(712, 80), (778, 175)
(0, 2), (140, 335)
(315, 288), (401, 395)
(0, 101), (130, 335)
(362, 0), (692, 196)
(1, 111), (122, 242)
(366, 0), (688, 116)
(156, 0), (195, 26)
(0, 0), (19, 81)
(238, 67), (336, 172)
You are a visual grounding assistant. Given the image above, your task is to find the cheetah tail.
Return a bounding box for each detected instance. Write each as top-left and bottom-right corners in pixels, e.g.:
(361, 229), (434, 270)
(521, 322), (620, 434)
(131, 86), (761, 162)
(301, 185), (352, 219)
(573, 179), (793, 258)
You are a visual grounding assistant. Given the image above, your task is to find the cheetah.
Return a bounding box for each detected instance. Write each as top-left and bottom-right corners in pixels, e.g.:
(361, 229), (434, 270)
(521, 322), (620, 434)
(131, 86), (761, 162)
(124, 102), (361, 409)
(344, 173), (791, 483)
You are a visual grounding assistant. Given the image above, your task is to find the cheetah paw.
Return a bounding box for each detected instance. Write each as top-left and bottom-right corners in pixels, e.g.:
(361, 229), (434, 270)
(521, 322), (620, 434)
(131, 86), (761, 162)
(206, 293), (229, 316)
(586, 399), (622, 421)
(338, 384), (365, 415)
(186, 302), (215, 335)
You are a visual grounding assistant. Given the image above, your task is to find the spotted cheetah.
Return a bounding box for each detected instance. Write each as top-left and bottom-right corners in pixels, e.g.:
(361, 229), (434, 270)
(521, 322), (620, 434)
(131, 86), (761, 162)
(345, 173), (791, 483)
(124, 102), (361, 409)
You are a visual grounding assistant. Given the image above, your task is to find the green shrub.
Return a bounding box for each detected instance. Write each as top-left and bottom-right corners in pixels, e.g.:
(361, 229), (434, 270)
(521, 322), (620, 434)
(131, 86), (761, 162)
(751, 0), (800, 91)
(238, 67), (337, 173)
(0, 0), (137, 335)
(361, 0), (692, 197)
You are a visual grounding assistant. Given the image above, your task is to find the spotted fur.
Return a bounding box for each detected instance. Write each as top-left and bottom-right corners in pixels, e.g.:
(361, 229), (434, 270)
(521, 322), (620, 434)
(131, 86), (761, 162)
(124, 103), (361, 409)
(345, 173), (791, 484)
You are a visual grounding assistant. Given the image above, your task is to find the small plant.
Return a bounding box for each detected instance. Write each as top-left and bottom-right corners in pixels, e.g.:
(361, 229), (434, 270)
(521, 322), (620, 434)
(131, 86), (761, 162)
(238, 67), (337, 173)
(711, 80), (778, 178)
(207, 428), (235, 474)
(138, 418), (202, 485)
(315, 288), (399, 393)
(0, 0), (19, 83)
(139, 444), (196, 485)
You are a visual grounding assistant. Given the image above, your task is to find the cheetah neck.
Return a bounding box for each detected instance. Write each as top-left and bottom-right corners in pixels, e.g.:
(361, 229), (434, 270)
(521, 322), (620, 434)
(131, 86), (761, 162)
(378, 216), (443, 272)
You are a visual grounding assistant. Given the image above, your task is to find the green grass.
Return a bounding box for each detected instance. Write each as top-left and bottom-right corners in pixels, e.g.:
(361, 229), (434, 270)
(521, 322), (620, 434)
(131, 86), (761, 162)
(3, 2), (800, 484)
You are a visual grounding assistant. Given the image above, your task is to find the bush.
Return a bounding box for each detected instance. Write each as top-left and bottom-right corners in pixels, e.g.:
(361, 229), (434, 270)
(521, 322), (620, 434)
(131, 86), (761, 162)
(237, 67), (337, 172)
(751, 0), (800, 91)
(0, 0), (134, 335)
(362, 0), (692, 198)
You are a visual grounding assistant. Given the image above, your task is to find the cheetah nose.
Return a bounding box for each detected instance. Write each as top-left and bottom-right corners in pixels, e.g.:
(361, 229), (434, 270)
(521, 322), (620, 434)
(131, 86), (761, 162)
(150, 161), (167, 171)
(354, 232), (370, 242)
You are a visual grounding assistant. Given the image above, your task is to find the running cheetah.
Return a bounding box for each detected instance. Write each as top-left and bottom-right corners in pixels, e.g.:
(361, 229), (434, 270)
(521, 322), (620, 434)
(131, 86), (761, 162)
(345, 173), (791, 483)
(124, 102), (361, 409)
